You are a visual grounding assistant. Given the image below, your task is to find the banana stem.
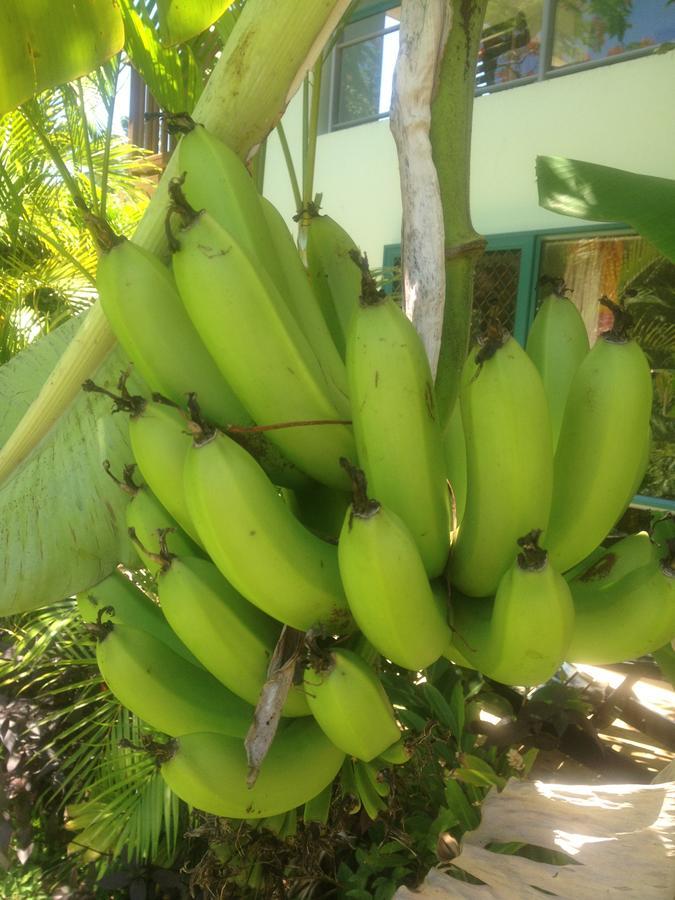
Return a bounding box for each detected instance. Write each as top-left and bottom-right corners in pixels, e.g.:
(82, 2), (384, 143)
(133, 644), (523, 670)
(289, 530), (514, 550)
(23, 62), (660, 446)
(431, 0), (488, 429)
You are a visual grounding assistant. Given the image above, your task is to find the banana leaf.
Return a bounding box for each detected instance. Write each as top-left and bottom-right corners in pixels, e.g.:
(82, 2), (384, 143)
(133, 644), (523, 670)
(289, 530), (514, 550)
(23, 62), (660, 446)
(0, 0), (124, 117)
(536, 156), (675, 264)
(0, 317), (137, 615)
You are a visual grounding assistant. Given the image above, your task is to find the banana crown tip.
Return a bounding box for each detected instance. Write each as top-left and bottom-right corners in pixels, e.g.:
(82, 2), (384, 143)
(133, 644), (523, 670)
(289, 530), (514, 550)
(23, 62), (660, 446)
(516, 529), (548, 571)
(340, 458), (380, 522)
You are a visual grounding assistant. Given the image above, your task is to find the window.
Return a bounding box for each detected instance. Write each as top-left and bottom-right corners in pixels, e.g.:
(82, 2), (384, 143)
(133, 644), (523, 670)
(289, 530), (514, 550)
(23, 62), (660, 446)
(323, 1), (675, 131)
(383, 227), (675, 508)
(551, 0), (675, 71)
(328, 5), (401, 130)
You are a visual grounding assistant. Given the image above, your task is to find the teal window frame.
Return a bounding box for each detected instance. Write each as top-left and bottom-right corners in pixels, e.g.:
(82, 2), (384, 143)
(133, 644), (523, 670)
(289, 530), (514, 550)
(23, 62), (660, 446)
(382, 223), (675, 514)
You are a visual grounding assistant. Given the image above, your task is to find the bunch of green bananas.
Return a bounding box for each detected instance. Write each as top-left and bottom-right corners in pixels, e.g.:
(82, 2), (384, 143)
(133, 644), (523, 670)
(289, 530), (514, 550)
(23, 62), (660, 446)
(82, 122), (672, 824)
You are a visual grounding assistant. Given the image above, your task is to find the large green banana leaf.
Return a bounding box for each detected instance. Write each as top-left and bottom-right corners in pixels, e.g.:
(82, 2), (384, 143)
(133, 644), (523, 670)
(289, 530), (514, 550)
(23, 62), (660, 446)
(0, 0), (124, 117)
(0, 317), (137, 615)
(537, 156), (675, 264)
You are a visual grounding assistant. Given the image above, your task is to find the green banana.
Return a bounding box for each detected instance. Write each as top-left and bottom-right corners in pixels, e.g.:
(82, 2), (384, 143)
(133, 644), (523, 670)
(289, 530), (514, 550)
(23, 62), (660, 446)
(442, 399), (467, 531)
(306, 213), (362, 358)
(377, 737), (412, 766)
(127, 398), (201, 544)
(126, 484), (203, 574)
(449, 336), (553, 597)
(160, 718), (344, 819)
(170, 200), (355, 490)
(525, 283), (590, 450)
(76, 570), (201, 667)
(184, 430), (351, 633)
(303, 648), (400, 761)
(157, 555), (309, 716)
(177, 124), (286, 285)
(566, 531), (656, 597)
(447, 532), (574, 686)
(567, 549), (675, 665)
(282, 482), (351, 541)
(337, 465), (451, 670)
(97, 238), (250, 426)
(543, 333), (653, 574)
(259, 196), (351, 417)
(97, 239), (303, 488)
(347, 292), (450, 577)
(95, 621), (253, 737)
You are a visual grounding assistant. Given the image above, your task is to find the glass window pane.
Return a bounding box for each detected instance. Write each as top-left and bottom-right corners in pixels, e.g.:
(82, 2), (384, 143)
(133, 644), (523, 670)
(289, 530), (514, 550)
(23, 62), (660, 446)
(552, 0), (675, 69)
(478, 1), (543, 89)
(334, 6), (401, 128)
(538, 234), (675, 501)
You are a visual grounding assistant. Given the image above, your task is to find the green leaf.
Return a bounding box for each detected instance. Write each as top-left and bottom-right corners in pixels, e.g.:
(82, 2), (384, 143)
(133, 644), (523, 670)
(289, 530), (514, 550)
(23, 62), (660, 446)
(536, 156), (675, 263)
(444, 779), (480, 832)
(0, 319), (136, 614)
(0, 1), (124, 116)
(157, 0), (236, 46)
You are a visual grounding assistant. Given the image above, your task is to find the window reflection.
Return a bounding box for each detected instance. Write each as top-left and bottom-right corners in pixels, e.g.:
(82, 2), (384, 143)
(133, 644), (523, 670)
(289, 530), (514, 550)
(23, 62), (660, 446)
(552, 0), (675, 69)
(479, 1), (543, 88)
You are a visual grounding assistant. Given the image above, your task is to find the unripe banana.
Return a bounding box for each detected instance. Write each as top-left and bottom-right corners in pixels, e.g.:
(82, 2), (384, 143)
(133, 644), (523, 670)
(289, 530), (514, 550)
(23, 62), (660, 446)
(449, 336), (553, 597)
(177, 124), (286, 285)
(157, 555), (309, 716)
(76, 570), (201, 667)
(442, 399), (467, 531)
(347, 292), (450, 577)
(127, 399), (201, 544)
(303, 649), (400, 761)
(126, 484), (202, 574)
(97, 239), (250, 426)
(306, 214), (362, 359)
(447, 534), (574, 686)
(567, 555), (675, 665)
(377, 737), (413, 766)
(566, 531), (656, 597)
(170, 203), (355, 490)
(543, 333), (653, 574)
(259, 196), (351, 417)
(160, 718), (344, 819)
(95, 622), (253, 737)
(97, 241), (303, 488)
(338, 467), (451, 670)
(184, 430), (351, 633)
(526, 285), (590, 450)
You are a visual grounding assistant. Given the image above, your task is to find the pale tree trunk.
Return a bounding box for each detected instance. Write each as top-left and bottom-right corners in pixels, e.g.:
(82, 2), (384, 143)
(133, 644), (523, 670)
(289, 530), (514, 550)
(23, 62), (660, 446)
(390, 0), (451, 377)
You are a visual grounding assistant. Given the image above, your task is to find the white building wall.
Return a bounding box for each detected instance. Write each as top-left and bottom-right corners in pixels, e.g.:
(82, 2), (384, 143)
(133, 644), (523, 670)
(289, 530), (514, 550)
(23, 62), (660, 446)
(263, 51), (675, 263)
